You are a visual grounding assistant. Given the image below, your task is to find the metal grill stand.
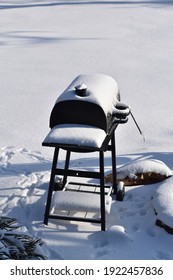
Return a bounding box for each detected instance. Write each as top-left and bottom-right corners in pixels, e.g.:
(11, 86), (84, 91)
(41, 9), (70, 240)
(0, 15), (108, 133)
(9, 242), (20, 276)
(43, 126), (117, 231)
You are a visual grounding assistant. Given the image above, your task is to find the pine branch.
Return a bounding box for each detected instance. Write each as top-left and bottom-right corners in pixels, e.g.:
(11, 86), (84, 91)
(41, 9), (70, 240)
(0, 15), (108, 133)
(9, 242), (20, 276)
(0, 217), (47, 260)
(0, 217), (19, 231)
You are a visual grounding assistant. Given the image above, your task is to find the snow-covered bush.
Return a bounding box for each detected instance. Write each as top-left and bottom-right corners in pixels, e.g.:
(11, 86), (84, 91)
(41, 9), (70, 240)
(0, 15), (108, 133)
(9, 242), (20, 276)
(0, 217), (47, 260)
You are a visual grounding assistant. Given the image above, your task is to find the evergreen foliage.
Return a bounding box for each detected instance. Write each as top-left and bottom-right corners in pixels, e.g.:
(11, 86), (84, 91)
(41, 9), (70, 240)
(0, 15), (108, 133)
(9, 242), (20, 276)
(0, 217), (47, 260)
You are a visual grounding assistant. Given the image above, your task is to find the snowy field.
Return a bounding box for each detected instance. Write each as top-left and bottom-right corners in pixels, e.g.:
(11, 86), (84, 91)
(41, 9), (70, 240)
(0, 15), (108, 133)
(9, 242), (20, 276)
(1, 0), (173, 260)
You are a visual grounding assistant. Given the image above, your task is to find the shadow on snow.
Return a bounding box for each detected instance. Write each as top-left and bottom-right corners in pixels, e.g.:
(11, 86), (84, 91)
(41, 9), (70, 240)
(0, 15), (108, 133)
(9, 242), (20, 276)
(1, 0), (173, 10)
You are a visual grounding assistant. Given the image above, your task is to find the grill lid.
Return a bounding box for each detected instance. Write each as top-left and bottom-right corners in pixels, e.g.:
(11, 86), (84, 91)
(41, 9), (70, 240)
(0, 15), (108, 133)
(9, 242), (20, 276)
(55, 74), (119, 115)
(50, 74), (122, 132)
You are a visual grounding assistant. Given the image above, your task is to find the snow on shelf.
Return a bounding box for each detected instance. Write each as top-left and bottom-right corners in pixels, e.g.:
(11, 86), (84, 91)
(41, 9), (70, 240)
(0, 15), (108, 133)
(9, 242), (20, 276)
(151, 176), (173, 229)
(43, 124), (106, 148)
(51, 191), (112, 214)
(55, 74), (119, 115)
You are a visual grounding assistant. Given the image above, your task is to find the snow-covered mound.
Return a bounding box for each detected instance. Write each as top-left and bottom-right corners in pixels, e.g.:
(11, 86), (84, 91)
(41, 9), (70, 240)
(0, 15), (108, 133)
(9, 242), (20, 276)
(151, 176), (173, 233)
(105, 159), (172, 186)
(117, 159), (172, 180)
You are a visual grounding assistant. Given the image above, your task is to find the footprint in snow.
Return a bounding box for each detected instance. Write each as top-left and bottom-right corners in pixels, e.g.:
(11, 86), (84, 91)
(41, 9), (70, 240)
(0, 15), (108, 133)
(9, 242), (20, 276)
(90, 225), (132, 259)
(146, 226), (157, 237)
(20, 148), (49, 162)
(115, 205), (137, 219)
(18, 173), (38, 187)
(156, 250), (171, 260)
(132, 222), (140, 232)
(140, 208), (147, 216)
(136, 202), (145, 208)
(0, 146), (15, 166)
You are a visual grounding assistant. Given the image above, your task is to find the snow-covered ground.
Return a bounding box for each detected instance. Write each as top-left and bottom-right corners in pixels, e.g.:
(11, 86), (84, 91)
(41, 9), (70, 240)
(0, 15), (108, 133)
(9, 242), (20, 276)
(1, 0), (173, 260)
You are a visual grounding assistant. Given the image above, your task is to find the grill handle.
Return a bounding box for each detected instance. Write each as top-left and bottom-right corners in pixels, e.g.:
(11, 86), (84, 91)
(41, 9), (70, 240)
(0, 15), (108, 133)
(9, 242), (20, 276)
(112, 102), (130, 124)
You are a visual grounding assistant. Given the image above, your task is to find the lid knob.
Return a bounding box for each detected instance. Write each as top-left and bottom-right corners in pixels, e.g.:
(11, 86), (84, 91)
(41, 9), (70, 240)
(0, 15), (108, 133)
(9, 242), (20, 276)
(75, 83), (87, 97)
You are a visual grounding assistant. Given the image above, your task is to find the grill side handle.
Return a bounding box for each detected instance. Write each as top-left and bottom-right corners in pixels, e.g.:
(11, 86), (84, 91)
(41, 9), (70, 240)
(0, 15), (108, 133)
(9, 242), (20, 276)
(112, 102), (130, 124)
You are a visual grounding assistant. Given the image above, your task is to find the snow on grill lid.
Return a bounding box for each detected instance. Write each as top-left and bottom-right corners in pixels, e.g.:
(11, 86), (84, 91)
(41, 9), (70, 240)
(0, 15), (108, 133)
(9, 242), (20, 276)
(49, 74), (121, 132)
(56, 74), (119, 115)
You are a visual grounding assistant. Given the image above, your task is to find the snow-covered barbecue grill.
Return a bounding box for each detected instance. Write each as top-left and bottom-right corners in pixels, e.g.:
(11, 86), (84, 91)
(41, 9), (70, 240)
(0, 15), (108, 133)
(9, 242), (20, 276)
(42, 74), (130, 230)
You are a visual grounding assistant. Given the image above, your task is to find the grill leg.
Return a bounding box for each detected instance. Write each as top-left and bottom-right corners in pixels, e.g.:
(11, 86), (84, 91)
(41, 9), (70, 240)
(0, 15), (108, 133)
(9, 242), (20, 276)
(100, 151), (106, 231)
(44, 147), (59, 225)
(111, 132), (117, 194)
(62, 150), (71, 188)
